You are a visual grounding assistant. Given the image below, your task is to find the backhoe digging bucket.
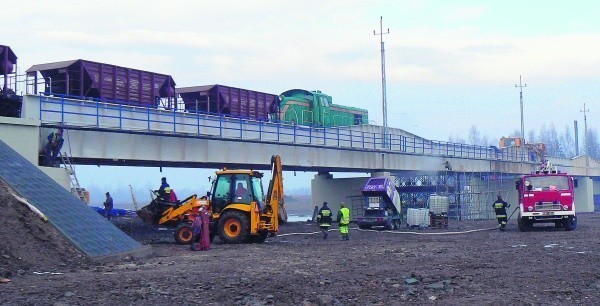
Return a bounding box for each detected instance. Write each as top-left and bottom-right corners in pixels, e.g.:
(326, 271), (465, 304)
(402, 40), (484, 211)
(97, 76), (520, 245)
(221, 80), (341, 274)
(278, 201), (288, 224)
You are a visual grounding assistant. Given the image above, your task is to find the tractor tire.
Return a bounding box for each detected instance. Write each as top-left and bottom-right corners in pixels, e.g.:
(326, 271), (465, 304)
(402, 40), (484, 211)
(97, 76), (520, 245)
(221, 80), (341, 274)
(563, 216), (577, 231)
(248, 231), (269, 244)
(209, 223), (217, 243)
(517, 215), (532, 232)
(218, 210), (250, 244)
(174, 223), (194, 245)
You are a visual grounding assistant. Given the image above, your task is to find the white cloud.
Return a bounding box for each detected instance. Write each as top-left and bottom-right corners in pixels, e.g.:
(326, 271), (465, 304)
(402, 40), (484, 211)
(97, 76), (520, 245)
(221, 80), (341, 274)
(444, 5), (488, 21)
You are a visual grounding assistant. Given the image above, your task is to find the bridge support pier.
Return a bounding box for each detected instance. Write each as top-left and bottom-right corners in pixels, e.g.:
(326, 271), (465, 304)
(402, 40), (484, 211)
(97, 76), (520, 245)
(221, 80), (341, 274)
(575, 177), (594, 213)
(594, 180), (600, 211)
(311, 172), (367, 215)
(310, 171), (396, 216)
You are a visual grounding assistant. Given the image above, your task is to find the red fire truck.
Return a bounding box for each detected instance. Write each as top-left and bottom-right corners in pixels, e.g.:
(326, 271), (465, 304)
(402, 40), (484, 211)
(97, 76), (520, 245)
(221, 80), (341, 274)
(515, 163), (577, 231)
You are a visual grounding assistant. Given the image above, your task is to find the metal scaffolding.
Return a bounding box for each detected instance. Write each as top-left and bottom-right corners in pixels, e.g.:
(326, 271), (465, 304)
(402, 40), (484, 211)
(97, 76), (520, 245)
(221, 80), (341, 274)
(393, 170), (516, 221)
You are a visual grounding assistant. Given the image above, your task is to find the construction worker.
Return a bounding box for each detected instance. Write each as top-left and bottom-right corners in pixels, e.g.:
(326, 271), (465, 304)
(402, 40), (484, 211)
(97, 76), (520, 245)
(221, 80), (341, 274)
(103, 192), (113, 220)
(235, 182), (248, 197)
(44, 127), (64, 167)
(493, 195), (510, 231)
(337, 202), (351, 240)
(157, 177), (172, 202)
(316, 202), (332, 239)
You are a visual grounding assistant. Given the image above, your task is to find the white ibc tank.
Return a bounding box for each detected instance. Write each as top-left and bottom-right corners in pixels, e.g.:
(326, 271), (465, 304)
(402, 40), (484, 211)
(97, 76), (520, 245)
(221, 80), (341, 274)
(428, 195), (450, 215)
(407, 208), (430, 227)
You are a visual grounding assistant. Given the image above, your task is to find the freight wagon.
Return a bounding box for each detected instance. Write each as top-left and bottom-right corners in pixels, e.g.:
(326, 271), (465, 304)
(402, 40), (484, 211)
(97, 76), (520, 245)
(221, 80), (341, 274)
(276, 89), (368, 127)
(0, 44), (22, 117)
(14, 48), (368, 128)
(0, 44), (17, 92)
(26, 59), (177, 108)
(177, 84), (280, 121)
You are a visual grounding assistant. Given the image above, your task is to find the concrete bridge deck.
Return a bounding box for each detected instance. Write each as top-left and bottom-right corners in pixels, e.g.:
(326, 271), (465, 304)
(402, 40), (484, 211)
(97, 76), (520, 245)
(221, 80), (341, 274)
(1, 94), (598, 218)
(23, 94), (597, 176)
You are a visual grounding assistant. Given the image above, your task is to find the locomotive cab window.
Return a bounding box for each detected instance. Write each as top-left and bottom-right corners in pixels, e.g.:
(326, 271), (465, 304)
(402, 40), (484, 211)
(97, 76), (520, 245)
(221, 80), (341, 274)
(354, 114), (363, 124)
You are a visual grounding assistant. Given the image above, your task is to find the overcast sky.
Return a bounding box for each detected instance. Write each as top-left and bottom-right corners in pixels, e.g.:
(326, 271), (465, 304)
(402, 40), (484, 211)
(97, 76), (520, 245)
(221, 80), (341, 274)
(4, 1), (599, 206)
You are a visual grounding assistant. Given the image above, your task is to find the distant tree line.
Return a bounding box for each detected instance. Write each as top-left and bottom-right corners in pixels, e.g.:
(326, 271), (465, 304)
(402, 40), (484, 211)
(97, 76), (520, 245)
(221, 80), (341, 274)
(449, 124), (599, 160)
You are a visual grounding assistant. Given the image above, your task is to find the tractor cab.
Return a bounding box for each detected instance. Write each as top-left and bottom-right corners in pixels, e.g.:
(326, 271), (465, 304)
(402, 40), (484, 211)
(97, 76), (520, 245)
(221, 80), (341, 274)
(210, 169), (265, 214)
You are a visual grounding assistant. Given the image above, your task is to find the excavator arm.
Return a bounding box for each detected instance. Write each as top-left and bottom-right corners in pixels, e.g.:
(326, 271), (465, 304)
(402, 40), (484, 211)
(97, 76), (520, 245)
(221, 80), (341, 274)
(266, 155), (287, 227)
(157, 194), (199, 225)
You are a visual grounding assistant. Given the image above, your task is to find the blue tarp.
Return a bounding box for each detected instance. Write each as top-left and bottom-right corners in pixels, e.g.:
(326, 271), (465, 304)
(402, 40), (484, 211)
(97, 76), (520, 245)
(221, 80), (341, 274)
(91, 207), (136, 217)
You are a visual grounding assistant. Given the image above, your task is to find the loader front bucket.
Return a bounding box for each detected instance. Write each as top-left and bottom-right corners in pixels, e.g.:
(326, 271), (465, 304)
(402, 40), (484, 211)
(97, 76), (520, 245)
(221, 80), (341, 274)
(136, 200), (163, 225)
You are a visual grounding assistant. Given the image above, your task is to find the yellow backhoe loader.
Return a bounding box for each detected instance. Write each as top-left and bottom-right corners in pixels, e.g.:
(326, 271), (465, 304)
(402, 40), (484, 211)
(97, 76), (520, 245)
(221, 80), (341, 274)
(207, 155), (286, 243)
(136, 155), (286, 244)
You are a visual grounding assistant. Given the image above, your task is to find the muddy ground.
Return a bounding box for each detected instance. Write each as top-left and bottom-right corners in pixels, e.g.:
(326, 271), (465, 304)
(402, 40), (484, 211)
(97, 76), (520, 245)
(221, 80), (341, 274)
(1, 187), (600, 305)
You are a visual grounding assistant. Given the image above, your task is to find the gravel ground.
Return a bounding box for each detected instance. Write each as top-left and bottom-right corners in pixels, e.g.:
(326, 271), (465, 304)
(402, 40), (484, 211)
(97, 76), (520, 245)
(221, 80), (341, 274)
(1, 195), (599, 305)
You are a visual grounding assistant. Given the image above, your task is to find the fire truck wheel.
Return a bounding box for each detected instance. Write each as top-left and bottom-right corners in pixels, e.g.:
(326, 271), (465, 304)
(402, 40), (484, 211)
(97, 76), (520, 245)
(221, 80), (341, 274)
(218, 210), (250, 244)
(563, 216), (577, 231)
(174, 223), (193, 245)
(517, 215), (532, 232)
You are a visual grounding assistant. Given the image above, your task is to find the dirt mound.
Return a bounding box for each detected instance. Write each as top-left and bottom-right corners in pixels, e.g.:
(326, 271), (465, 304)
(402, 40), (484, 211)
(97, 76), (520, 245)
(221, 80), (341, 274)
(0, 181), (89, 278)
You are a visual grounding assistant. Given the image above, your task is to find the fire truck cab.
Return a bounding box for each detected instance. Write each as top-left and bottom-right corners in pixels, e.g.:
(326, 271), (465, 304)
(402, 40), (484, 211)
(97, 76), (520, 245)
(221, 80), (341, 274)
(515, 163), (577, 231)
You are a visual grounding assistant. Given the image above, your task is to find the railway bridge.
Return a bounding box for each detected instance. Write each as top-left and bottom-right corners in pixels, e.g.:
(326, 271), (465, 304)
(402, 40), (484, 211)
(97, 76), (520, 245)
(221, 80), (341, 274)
(2, 94), (600, 218)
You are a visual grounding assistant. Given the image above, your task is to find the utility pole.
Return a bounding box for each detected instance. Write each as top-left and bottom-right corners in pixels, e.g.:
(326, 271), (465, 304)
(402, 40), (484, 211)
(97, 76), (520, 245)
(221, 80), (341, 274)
(580, 103), (589, 154)
(515, 75), (527, 142)
(374, 16), (390, 147)
(574, 120), (579, 156)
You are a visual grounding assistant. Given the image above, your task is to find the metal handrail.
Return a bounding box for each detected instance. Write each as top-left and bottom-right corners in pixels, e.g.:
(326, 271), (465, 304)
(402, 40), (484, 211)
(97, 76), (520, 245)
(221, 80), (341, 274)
(37, 93), (534, 162)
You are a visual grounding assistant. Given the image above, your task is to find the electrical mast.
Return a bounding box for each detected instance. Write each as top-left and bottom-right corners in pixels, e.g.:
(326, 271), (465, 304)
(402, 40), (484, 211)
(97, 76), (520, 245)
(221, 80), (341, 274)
(515, 75), (527, 142)
(581, 103), (589, 154)
(374, 16), (390, 147)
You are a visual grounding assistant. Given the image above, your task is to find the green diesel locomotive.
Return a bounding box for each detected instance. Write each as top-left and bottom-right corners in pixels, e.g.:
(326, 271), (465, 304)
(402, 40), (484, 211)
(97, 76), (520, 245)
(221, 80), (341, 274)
(275, 89), (368, 127)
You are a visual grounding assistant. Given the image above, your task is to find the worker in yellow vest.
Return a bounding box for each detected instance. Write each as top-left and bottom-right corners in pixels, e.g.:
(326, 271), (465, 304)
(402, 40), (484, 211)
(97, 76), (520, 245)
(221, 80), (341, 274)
(337, 202), (350, 240)
(157, 177), (172, 202)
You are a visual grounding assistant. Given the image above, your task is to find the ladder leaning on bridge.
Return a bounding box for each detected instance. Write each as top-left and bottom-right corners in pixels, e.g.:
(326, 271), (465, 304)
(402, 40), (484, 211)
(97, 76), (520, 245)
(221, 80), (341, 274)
(60, 152), (88, 204)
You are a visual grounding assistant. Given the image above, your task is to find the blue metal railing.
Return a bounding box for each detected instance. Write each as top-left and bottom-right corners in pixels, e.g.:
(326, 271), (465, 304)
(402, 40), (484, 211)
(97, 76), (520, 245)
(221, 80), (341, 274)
(38, 93), (534, 162)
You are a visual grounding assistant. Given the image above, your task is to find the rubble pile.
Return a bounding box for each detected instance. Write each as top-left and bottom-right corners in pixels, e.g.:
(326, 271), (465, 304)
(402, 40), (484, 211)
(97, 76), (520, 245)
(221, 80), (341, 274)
(0, 181), (88, 279)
